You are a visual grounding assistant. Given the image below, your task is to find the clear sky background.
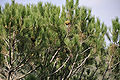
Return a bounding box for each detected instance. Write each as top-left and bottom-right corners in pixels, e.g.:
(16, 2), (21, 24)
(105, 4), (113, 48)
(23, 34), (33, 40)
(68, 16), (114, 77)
(0, 0), (120, 45)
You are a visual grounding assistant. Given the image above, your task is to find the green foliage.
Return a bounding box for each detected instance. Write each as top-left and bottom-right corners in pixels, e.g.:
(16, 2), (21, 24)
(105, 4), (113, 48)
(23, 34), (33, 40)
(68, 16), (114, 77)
(112, 17), (120, 43)
(0, 0), (119, 80)
(25, 74), (37, 80)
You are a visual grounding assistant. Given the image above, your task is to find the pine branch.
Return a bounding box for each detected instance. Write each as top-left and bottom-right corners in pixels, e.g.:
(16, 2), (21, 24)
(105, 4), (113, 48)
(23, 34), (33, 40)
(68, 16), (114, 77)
(80, 35), (93, 44)
(102, 55), (113, 80)
(66, 53), (79, 79)
(3, 38), (9, 48)
(108, 60), (120, 71)
(8, 22), (12, 66)
(50, 56), (70, 75)
(4, 56), (10, 70)
(15, 64), (41, 80)
(80, 47), (92, 54)
(12, 31), (16, 62)
(69, 47), (92, 76)
(90, 66), (99, 78)
(72, 53), (91, 76)
(0, 67), (7, 79)
(13, 54), (32, 72)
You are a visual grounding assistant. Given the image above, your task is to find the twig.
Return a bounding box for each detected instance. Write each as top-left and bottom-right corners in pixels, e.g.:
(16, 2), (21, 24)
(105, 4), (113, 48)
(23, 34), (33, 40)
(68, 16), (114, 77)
(102, 55), (113, 80)
(50, 48), (60, 63)
(14, 55), (32, 72)
(13, 53), (32, 72)
(3, 38), (9, 48)
(0, 67), (7, 79)
(90, 66), (99, 78)
(15, 64), (41, 80)
(80, 35), (93, 44)
(12, 55), (18, 65)
(108, 60), (120, 70)
(72, 53), (91, 76)
(12, 31), (16, 62)
(79, 67), (85, 80)
(50, 56), (70, 75)
(4, 56), (10, 70)
(66, 53), (79, 79)
(80, 47), (92, 54)
(8, 22), (12, 67)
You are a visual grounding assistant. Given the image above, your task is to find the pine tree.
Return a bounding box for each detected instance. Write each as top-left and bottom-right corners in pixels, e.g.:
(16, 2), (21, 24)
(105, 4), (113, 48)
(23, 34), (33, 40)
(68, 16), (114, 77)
(0, 0), (119, 80)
